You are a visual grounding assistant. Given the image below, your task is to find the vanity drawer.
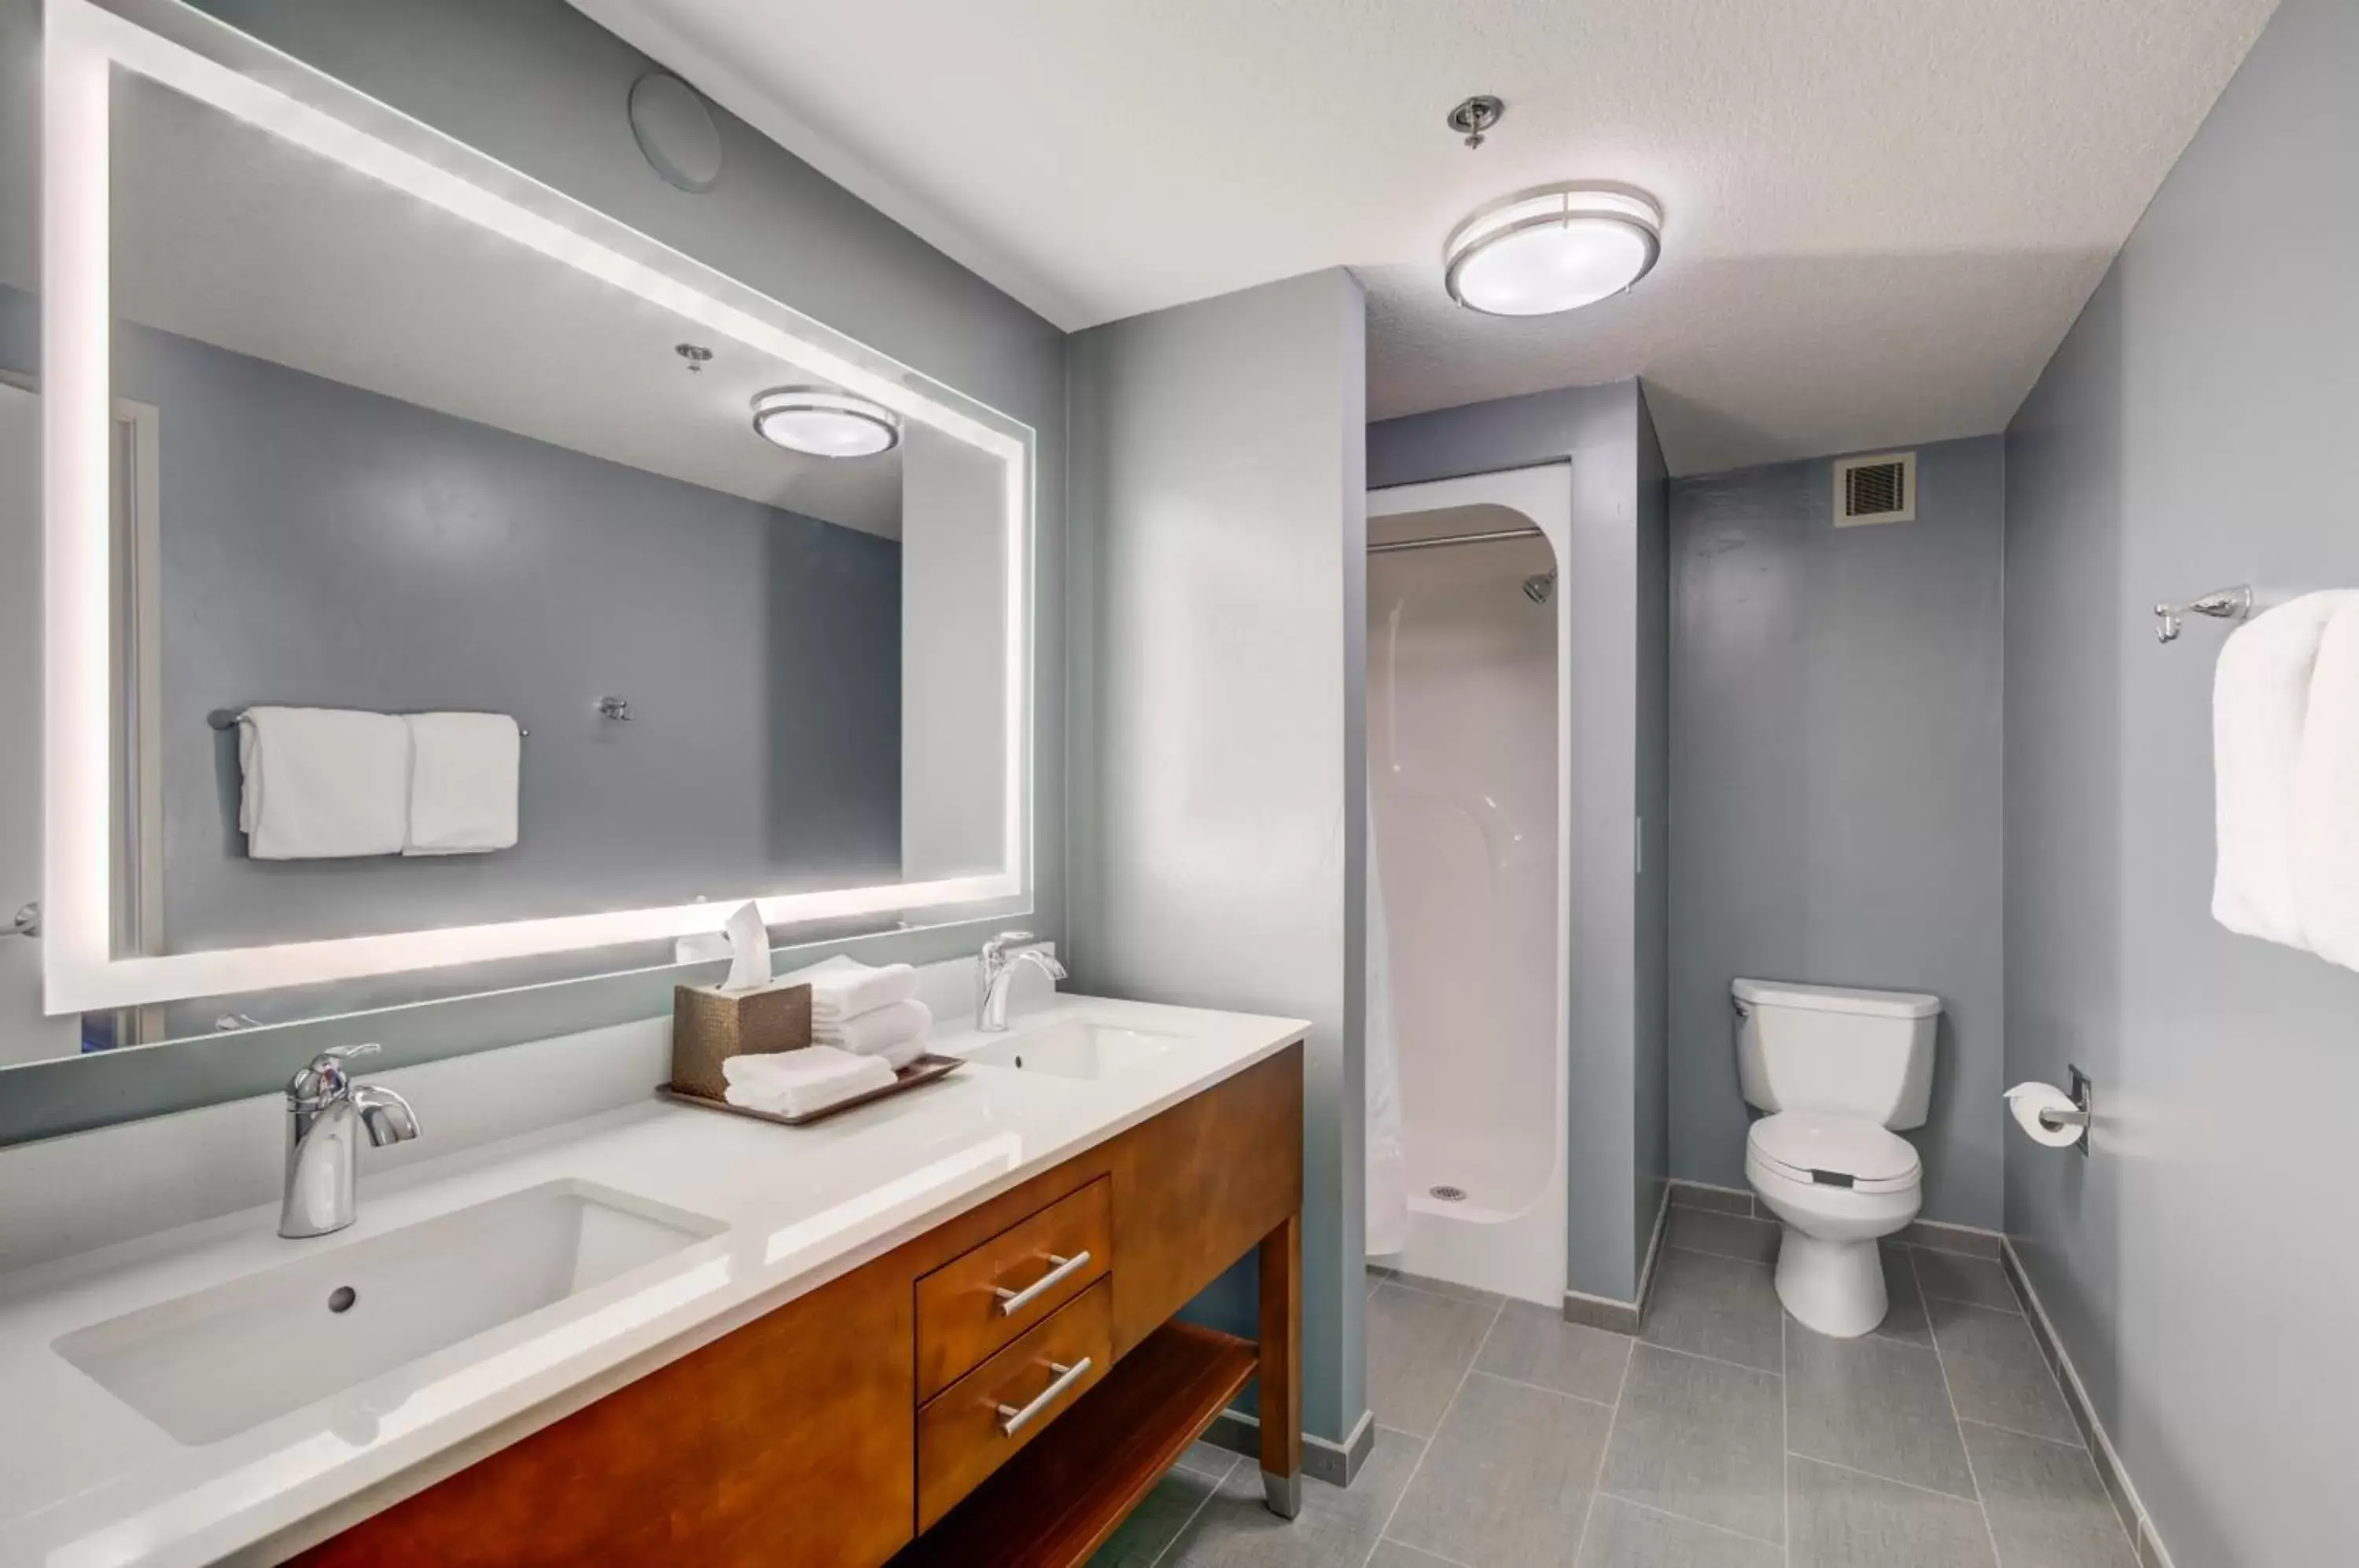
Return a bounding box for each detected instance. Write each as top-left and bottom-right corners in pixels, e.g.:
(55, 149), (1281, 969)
(916, 1176), (1111, 1397)
(917, 1279), (1113, 1529)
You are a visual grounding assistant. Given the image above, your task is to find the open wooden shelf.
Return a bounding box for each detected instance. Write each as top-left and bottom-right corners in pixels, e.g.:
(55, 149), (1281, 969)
(892, 1322), (1258, 1568)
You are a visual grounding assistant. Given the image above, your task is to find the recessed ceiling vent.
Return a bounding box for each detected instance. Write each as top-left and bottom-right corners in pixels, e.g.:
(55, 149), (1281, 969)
(1834, 452), (1917, 526)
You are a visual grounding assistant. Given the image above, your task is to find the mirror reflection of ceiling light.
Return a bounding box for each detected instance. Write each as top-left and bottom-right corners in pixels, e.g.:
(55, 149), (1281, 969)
(749, 386), (901, 457)
(1443, 186), (1663, 317)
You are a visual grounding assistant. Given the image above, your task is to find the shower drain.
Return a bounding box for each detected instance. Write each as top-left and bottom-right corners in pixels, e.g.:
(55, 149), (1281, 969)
(1428, 1184), (1468, 1203)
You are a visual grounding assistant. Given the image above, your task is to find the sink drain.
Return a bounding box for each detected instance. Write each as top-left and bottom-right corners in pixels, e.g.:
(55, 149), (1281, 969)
(1428, 1184), (1467, 1203)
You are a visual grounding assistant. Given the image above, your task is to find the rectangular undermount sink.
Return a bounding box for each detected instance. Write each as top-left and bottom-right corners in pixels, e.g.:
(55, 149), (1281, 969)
(53, 1179), (723, 1446)
(960, 1018), (1187, 1080)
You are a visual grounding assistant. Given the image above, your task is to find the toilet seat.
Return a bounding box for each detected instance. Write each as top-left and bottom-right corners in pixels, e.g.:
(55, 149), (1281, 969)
(1746, 1111), (1919, 1195)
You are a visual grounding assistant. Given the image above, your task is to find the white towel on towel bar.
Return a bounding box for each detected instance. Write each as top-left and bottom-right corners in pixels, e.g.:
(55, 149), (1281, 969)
(237, 706), (410, 859)
(2293, 601), (2359, 972)
(2211, 592), (2352, 949)
(403, 712), (521, 856)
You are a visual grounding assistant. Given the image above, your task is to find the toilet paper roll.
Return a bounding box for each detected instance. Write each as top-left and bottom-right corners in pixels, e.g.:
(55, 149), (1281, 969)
(2004, 1082), (2085, 1149)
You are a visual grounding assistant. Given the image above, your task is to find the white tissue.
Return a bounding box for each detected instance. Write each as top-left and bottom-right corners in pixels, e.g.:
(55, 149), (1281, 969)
(2004, 1082), (2085, 1149)
(720, 901), (771, 994)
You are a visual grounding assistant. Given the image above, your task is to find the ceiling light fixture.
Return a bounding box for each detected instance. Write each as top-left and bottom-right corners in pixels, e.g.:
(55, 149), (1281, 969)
(1443, 186), (1663, 318)
(749, 386), (901, 457)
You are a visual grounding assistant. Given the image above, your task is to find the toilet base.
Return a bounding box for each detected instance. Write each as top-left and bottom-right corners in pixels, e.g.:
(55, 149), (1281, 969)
(1772, 1229), (1887, 1338)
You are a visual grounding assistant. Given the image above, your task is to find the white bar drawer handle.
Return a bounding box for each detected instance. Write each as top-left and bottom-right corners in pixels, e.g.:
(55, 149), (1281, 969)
(994, 1250), (1091, 1316)
(995, 1357), (1093, 1437)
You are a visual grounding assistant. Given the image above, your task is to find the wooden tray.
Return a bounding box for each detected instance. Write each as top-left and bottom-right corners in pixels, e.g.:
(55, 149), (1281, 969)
(659, 1052), (965, 1127)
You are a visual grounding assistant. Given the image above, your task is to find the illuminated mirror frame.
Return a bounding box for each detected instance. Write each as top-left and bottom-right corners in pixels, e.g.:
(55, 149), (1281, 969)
(40, 0), (1032, 1014)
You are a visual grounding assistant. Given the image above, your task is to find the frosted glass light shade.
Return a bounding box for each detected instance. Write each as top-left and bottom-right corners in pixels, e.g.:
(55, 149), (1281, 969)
(751, 387), (900, 456)
(1444, 187), (1662, 317)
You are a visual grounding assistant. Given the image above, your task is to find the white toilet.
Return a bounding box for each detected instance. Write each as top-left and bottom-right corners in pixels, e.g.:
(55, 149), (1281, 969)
(1733, 977), (1941, 1338)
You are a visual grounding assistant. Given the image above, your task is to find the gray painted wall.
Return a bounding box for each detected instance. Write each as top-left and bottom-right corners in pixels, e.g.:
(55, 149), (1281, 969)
(0, 0), (1068, 1135)
(2004, 0), (2359, 1558)
(0, 297), (903, 949)
(1633, 396), (1670, 1260)
(1065, 268), (1367, 1448)
(1668, 436), (2005, 1226)
(1368, 381), (1662, 1302)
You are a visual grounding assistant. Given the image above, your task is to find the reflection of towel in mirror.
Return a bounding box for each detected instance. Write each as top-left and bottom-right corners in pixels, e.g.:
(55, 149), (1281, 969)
(237, 706), (409, 859)
(403, 712), (521, 856)
(721, 1047), (895, 1117)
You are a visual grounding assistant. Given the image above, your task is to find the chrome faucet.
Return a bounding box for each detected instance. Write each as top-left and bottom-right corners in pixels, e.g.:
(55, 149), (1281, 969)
(977, 931), (1066, 1032)
(279, 1043), (421, 1239)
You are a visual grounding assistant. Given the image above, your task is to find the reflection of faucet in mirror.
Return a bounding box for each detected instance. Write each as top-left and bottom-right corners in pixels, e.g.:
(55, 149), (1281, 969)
(280, 1043), (421, 1239)
(976, 931), (1067, 1032)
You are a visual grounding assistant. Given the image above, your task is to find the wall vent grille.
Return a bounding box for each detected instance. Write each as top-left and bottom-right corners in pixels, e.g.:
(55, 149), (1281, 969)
(1833, 451), (1917, 526)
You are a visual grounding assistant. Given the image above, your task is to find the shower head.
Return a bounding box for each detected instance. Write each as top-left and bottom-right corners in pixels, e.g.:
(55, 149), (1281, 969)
(1522, 570), (1555, 605)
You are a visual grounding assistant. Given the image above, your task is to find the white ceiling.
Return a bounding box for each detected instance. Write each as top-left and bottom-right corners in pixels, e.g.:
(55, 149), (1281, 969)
(96, 72), (903, 536)
(576, 0), (2276, 474)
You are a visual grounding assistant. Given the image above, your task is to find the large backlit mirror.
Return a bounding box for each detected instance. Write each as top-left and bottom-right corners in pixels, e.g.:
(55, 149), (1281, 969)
(2, 0), (1031, 1064)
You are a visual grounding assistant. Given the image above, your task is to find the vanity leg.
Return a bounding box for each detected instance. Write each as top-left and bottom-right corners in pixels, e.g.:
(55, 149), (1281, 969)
(1257, 1209), (1302, 1518)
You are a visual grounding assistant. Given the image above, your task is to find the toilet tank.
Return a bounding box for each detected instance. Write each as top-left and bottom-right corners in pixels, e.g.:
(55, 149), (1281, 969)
(1732, 978), (1940, 1129)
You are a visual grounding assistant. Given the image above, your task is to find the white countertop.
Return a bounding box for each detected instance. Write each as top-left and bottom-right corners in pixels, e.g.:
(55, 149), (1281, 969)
(0, 995), (1308, 1568)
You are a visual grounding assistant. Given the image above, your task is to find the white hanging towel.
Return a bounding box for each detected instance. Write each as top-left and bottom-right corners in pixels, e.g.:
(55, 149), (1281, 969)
(2211, 592), (2352, 948)
(2292, 599), (2359, 971)
(403, 712), (521, 856)
(1364, 785), (1409, 1257)
(237, 706), (410, 859)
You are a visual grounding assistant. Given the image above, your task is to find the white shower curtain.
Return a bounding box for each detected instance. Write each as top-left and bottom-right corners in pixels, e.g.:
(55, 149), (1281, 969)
(1365, 787), (1408, 1256)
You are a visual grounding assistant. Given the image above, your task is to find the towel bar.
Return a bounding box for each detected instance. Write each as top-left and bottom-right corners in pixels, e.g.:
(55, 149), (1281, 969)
(2153, 584), (2254, 644)
(208, 709), (528, 736)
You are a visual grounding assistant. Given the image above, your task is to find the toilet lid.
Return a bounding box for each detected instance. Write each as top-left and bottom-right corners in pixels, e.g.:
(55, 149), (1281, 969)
(1748, 1111), (1920, 1193)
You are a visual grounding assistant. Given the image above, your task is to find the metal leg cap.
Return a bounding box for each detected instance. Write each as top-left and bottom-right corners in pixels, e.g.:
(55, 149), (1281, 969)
(1261, 1469), (1301, 1519)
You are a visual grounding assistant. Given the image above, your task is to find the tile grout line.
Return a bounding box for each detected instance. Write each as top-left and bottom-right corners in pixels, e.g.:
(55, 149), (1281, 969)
(1662, 1241), (1775, 1272)
(1566, 1329), (1636, 1566)
(1916, 1286), (2027, 1319)
(1909, 1246), (2011, 1568)
(1781, 1300), (1792, 1566)
(1375, 1277), (1505, 1308)
(1142, 1448), (1239, 1568)
(1458, 1364), (1619, 1413)
(1590, 1489), (1788, 1551)
(1634, 1336), (1783, 1381)
(1955, 1413), (2093, 1454)
(1360, 1291), (1504, 1568)
(1783, 1449), (1986, 1507)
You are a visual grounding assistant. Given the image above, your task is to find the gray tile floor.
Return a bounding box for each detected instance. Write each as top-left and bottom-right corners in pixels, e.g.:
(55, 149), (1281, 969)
(1093, 1205), (2137, 1568)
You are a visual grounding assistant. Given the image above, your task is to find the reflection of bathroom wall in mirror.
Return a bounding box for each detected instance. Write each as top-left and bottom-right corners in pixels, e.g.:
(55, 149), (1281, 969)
(3, 0), (1030, 1065)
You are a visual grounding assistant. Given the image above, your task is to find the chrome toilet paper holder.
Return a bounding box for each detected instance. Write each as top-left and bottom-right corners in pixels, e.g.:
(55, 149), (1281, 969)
(2040, 1065), (2095, 1155)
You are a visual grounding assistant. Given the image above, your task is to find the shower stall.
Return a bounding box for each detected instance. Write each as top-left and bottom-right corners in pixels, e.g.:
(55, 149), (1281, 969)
(1366, 466), (1570, 1307)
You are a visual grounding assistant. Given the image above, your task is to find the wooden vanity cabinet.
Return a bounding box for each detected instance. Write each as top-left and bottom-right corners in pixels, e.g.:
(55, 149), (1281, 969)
(292, 1043), (1304, 1568)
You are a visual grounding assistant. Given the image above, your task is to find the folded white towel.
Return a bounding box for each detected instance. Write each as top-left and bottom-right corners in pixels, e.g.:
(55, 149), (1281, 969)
(237, 706), (410, 859)
(2294, 600), (2359, 972)
(2212, 593), (2353, 948)
(720, 1047), (895, 1117)
(867, 1034), (928, 1072)
(812, 998), (932, 1059)
(775, 955), (921, 1021)
(403, 712), (521, 856)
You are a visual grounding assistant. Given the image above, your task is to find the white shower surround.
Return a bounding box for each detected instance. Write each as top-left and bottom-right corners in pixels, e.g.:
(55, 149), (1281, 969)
(1367, 465), (1570, 1307)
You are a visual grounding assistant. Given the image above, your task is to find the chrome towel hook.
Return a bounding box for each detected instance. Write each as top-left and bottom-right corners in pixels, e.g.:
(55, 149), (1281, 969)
(2154, 584), (2254, 644)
